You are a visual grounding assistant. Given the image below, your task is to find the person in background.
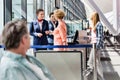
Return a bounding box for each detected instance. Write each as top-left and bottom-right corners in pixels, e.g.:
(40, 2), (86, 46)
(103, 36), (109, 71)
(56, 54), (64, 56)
(85, 12), (105, 80)
(0, 19), (55, 80)
(30, 9), (49, 50)
(52, 9), (67, 51)
(47, 12), (58, 50)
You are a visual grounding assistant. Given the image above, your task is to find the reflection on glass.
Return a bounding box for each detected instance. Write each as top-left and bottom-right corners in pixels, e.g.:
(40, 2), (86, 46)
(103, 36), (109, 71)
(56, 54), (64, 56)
(12, 0), (22, 20)
(27, 0), (33, 22)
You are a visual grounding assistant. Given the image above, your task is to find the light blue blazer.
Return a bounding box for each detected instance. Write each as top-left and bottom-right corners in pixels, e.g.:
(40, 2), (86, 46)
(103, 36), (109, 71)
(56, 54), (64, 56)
(0, 51), (55, 80)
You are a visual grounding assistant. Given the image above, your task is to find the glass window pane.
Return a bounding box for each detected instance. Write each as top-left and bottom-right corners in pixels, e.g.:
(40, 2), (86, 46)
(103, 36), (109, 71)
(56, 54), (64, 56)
(27, 0), (33, 22)
(12, 0), (22, 20)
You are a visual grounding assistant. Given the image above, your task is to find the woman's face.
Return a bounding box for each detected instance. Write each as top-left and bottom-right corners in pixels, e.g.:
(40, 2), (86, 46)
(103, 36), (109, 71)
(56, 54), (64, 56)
(37, 11), (44, 20)
(54, 14), (58, 20)
(90, 15), (94, 21)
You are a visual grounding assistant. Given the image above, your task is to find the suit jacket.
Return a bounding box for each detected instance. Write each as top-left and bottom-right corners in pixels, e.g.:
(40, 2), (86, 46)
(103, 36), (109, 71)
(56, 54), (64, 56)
(30, 19), (48, 45)
(47, 21), (56, 44)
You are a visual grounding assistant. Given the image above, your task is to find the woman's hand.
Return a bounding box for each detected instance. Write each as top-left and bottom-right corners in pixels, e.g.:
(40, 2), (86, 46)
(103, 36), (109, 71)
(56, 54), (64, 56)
(63, 41), (67, 45)
(45, 31), (50, 35)
(50, 30), (53, 35)
(37, 33), (43, 37)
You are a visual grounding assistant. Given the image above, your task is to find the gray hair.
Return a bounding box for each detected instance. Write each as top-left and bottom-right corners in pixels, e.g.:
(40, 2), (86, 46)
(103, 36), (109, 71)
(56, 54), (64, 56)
(2, 19), (28, 49)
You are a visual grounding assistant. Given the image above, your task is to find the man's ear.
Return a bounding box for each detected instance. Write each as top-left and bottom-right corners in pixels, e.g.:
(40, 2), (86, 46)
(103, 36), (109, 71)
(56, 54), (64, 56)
(21, 36), (26, 45)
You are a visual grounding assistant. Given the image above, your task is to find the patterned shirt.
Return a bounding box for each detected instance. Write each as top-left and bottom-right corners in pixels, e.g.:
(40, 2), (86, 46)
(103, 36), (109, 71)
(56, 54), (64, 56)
(96, 22), (104, 49)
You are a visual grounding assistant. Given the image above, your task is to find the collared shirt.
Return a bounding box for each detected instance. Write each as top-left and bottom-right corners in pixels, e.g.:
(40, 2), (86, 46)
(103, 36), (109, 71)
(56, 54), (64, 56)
(0, 50), (55, 80)
(38, 21), (43, 31)
(96, 22), (104, 49)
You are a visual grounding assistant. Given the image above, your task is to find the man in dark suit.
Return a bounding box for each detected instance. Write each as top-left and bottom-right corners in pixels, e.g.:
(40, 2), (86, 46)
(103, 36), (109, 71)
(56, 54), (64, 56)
(30, 9), (49, 50)
(47, 12), (58, 50)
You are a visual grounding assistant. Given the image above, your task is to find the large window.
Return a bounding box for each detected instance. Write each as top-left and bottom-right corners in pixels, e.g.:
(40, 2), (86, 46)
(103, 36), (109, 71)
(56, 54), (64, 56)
(12, 0), (22, 20)
(55, 0), (60, 8)
(27, 0), (33, 22)
(12, 0), (33, 22)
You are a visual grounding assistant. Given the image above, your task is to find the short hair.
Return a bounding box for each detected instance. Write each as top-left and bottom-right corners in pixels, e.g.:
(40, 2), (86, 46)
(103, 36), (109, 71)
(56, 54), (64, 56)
(36, 9), (44, 15)
(49, 12), (54, 18)
(2, 19), (28, 49)
(54, 9), (65, 19)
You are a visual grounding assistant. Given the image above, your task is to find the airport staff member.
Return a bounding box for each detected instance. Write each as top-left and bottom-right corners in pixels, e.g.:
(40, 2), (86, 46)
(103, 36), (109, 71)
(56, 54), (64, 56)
(30, 9), (49, 50)
(0, 19), (55, 80)
(47, 12), (58, 50)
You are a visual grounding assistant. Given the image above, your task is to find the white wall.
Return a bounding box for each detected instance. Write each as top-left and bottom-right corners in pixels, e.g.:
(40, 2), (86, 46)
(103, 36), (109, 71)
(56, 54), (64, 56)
(0, 0), (3, 35)
(113, 0), (120, 35)
(0, 0), (3, 44)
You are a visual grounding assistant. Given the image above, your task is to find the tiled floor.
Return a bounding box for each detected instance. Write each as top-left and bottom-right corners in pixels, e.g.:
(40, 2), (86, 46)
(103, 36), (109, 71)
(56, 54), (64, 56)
(101, 48), (120, 80)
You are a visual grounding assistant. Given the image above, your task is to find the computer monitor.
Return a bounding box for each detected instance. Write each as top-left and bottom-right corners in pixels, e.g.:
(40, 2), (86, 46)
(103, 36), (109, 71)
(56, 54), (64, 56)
(73, 30), (79, 44)
(73, 30), (88, 44)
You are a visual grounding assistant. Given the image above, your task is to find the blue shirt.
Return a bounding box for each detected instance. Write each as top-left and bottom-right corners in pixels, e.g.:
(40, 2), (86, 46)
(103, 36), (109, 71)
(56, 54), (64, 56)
(47, 21), (55, 44)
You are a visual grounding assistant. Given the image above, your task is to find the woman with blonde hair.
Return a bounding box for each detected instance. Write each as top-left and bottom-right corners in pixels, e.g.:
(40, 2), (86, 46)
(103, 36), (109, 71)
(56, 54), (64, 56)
(90, 12), (104, 50)
(85, 12), (105, 80)
(52, 9), (67, 51)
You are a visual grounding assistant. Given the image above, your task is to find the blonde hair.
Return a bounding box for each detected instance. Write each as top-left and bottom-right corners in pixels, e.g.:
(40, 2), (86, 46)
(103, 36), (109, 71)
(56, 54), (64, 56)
(54, 9), (65, 19)
(90, 12), (100, 31)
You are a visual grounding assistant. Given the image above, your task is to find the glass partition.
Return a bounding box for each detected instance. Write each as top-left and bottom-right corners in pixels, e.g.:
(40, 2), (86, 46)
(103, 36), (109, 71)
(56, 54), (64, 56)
(36, 52), (83, 80)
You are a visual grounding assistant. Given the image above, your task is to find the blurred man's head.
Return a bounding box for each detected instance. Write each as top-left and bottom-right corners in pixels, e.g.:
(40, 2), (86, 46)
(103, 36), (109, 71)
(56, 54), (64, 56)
(49, 12), (56, 22)
(2, 19), (30, 56)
